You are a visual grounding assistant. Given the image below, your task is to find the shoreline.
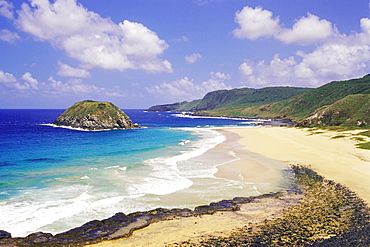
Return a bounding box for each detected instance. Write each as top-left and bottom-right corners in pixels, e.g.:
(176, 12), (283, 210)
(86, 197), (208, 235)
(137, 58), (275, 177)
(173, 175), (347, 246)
(89, 126), (370, 246)
(1, 126), (369, 246)
(213, 129), (289, 192)
(225, 126), (370, 205)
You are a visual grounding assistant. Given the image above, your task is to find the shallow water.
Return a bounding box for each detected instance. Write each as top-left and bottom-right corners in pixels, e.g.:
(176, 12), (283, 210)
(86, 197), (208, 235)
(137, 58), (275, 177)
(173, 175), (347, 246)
(0, 109), (282, 236)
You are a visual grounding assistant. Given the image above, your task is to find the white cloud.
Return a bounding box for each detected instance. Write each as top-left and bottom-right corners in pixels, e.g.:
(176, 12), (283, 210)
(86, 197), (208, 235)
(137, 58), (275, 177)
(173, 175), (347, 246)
(0, 0), (14, 19)
(44, 77), (125, 97)
(239, 30), (370, 88)
(297, 42), (370, 80)
(185, 53), (202, 64)
(277, 13), (335, 45)
(0, 70), (16, 83)
(57, 62), (91, 78)
(233, 6), (335, 45)
(146, 72), (231, 101)
(233, 6), (280, 40)
(16, 0), (172, 73)
(14, 72), (39, 90)
(0, 67), (125, 98)
(172, 35), (189, 42)
(210, 71), (231, 80)
(238, 62), (253, 76)
(47, 77), (97, 94)
(361, 18), (370, 35)
(236, 7), (370, 88)
(0, 29), (20, 43)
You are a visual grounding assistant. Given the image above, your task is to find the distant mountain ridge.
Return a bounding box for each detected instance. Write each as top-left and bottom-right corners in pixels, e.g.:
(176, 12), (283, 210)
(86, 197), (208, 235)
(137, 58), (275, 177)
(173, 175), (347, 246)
(148, 86), (311, 112)
(148, 75), (370, 127)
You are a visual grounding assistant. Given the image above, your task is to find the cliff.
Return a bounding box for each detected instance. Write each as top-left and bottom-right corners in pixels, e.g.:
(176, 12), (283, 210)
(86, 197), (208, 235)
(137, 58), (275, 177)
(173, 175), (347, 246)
(52, 100), (139, 130)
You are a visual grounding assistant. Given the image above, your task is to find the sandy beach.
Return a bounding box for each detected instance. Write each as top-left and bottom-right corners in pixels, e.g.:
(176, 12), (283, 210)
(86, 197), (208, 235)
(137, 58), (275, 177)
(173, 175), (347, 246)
(89, 126), (370, 246)
(227, 127), (370, 205)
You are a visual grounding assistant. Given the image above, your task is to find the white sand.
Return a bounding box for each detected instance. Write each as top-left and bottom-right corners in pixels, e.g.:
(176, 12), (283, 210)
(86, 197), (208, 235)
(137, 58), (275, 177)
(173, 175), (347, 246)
(227, 127), (370, 205)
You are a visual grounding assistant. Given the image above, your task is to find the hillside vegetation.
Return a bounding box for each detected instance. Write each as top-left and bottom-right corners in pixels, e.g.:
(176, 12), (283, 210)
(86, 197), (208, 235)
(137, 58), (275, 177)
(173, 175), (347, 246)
(59, 100), (128, 119)
(148, 75), (370, 127)
(298, 94), (370, 127)
(53, 100), (138, 130)
(237, 75), (370, 123)
(148, 87), (311, 112)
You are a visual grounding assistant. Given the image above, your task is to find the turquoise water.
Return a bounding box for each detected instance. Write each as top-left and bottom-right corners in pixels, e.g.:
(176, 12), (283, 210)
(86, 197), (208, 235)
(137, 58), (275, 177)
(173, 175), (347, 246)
(0, 109), (260, 236)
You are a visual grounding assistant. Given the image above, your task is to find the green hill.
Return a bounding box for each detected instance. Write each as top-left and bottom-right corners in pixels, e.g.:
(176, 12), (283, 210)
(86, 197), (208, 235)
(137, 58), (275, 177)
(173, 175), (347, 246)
(298, 94), (370, 127)
(148, 75), (370, 127)
(148, 100), (201, 112)
(235, 75), (370, 122)
(53, 100), (139, 130)
(148, 87), (311, 112)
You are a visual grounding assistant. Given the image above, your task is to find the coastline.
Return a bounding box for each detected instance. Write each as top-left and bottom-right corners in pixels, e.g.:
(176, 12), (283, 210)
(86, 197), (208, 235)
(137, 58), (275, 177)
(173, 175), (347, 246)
(2, 125), (369, 246)
(225, 126), (370, 205)
(89, 126), (370, 246)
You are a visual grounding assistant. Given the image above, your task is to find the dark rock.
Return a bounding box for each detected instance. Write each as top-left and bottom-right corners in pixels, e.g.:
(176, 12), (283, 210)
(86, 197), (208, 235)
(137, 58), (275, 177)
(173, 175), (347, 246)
(107, 215), (152, 240)
(0, 230), (11, 239)
(0, 192), (288, 246)
(26, 232), (53, 244)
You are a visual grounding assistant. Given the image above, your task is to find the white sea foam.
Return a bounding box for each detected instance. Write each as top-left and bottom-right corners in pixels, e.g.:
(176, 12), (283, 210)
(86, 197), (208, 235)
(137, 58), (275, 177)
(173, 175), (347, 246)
(173, 113), (263, 122)
(42, 123), (114, 132)
(104, 165), (120, 169)
(0, 186), (93, 237)
(0, 127), (271, 237)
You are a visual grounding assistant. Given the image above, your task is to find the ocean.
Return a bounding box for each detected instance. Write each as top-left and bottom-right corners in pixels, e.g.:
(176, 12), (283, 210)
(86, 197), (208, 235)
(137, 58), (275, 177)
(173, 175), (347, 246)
(0, 109), (265, 237)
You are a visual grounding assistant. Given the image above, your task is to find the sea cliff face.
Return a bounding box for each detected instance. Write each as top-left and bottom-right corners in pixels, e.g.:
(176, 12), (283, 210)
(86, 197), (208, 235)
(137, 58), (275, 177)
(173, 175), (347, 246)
(52, 100), (139, 130)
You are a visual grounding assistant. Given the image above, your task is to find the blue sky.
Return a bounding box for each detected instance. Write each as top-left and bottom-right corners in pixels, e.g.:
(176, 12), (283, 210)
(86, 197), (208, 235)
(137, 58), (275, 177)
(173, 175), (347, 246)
(0, 0), (369, 109)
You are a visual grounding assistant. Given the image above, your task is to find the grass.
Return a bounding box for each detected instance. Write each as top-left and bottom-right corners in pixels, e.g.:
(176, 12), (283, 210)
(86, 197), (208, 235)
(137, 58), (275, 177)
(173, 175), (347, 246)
(352, 137), (366, 142)
(332, 135), (346, 139)
(356, 142), (370, 150)
(359, 130), (370, 137)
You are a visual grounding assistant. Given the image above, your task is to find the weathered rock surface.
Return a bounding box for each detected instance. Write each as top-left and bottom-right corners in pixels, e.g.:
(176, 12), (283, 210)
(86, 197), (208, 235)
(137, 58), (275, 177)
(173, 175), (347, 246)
(0, 230), (11, 239)
(52, 100), (140, 130)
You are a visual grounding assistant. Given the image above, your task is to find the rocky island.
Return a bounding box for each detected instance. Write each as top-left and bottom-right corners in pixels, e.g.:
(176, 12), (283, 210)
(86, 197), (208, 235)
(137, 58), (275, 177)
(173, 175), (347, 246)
(52, 100), (139, 130)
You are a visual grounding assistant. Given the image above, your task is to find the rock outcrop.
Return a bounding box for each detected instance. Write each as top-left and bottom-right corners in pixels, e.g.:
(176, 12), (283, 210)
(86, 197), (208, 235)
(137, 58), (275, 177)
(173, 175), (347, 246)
(0, 194), (279, 246)
(52, 100), (139, 130)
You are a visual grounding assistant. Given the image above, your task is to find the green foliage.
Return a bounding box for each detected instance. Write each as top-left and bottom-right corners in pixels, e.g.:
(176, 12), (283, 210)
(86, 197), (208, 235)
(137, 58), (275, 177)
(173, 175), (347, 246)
(147, 100), (201, 112)
(300, 94), (370, 127)
(356, 142), (370, 150)
(243, 75), (370, 122)
(148, 75), (370, 128)
(58, 100), (126, 120)
(148, 87), (311, 113)
(200, 87), (310, 111)
(353, 137), (366, 142)
(332, 135), (346, 139)
(359, 130), (370, 137)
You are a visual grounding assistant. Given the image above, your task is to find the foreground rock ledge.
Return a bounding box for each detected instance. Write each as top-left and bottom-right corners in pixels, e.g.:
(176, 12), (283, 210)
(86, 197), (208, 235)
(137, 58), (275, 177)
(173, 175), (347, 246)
(0, 193), (282, 246)
(52, 100), (140, 131)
